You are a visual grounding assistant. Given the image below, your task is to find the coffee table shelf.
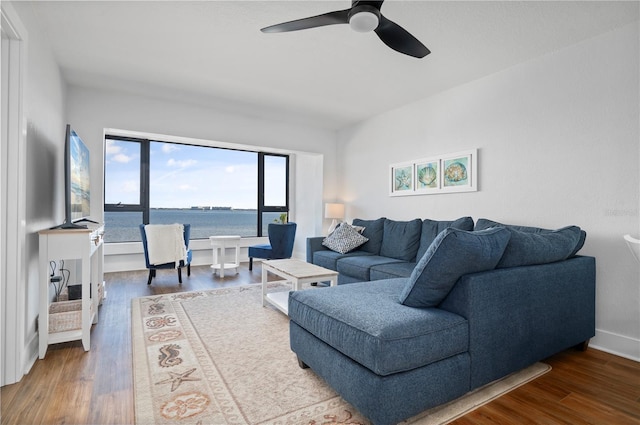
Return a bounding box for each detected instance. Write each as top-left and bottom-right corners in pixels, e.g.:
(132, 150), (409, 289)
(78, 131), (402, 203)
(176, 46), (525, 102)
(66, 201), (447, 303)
(261, 259), (338, 315)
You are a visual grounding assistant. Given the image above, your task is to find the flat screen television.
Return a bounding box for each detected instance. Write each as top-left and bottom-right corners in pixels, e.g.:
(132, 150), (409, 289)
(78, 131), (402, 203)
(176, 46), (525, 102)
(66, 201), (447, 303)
(59, 124), (92, 229)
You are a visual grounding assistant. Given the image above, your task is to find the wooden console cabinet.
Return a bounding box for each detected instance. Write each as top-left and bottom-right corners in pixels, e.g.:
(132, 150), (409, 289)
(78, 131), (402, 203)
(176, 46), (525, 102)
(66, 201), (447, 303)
(38, 224), (104, 358)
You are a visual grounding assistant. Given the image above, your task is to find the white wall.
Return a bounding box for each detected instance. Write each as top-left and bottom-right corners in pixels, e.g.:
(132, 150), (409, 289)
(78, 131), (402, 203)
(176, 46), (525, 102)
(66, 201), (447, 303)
(65, 86), (336, 271)
(7, 1), (68, 377)
(337, 23), (640, 360)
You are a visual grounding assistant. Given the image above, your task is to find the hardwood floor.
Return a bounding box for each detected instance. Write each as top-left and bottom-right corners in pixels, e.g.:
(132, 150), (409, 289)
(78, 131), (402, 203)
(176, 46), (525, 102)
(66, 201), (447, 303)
(2, 264), (639, 425)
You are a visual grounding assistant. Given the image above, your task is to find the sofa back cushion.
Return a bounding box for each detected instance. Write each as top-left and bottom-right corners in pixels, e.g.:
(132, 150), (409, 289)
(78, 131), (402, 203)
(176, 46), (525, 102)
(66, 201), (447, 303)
(416, 216), (475, 261)
(475, 219), (585, 267)
(399, 227), (511, 308)
(379, 219), (423, 261)
(352, 217), (386, 255)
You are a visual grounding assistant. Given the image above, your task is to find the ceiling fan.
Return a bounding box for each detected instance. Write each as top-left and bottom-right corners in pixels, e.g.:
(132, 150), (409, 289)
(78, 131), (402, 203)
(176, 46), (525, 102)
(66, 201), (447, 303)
(260, 0), (430, 59)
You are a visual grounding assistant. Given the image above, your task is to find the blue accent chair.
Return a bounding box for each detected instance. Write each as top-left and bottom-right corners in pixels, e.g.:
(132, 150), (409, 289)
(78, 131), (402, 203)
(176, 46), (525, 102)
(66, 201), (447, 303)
(248, 222), (297, 270)
(139, 224), (192, 285)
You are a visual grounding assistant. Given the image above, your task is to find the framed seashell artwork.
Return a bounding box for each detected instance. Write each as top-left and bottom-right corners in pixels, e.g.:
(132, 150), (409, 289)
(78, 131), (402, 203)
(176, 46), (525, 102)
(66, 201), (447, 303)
(415, 157), (440, 193)
(389, 149), (477, 196)
(439, 149), (477, 193)
(389, 162), (415, 196)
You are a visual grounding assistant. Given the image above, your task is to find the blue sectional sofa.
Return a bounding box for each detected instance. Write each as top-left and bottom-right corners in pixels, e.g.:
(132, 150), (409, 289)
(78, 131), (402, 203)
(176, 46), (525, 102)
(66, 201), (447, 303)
(293, 218), (595, 425)
(307, 217), (475, 284)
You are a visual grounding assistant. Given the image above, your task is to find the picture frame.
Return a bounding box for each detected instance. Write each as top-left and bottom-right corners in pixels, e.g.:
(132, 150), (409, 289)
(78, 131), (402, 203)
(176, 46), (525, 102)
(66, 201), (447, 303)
(388, 149), (477, 196)
(440, 149), (477, 193)
(389, 162), (414, 196)
(414, 157), (440, 193)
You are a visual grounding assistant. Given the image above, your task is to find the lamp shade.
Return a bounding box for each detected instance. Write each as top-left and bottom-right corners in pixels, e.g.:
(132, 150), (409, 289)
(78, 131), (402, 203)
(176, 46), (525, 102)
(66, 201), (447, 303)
(324, 203), (345, 220)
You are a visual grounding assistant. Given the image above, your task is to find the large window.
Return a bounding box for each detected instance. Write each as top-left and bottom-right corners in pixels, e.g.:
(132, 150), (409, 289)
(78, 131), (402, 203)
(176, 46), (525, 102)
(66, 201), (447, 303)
(104, 136), (288, 243)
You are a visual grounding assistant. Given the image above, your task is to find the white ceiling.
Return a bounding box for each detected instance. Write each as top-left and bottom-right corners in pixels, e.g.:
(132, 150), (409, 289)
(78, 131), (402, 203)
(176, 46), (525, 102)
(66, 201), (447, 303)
(23, 1), (640, 130)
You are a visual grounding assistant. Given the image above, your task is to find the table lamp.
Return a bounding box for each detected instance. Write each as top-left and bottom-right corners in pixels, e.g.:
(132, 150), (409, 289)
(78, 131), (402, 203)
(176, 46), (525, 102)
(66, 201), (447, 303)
(325, 203), (345, 234)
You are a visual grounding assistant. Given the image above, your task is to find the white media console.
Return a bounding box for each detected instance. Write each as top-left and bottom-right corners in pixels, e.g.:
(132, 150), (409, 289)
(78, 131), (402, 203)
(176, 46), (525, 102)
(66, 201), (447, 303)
(38, 224), (105, 358)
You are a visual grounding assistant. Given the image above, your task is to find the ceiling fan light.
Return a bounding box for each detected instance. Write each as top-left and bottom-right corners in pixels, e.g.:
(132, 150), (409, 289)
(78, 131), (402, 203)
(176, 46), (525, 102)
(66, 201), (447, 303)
(349, 11), (379, 33)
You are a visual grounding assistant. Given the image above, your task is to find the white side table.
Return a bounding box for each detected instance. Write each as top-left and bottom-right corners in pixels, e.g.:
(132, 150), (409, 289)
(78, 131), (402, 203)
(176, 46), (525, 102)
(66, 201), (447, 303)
(209, 235), (241, 278)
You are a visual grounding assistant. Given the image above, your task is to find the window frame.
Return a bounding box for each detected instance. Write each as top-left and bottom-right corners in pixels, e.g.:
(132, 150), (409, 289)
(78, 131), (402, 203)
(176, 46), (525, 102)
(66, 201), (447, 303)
(104, 135), (289, 241)
(257, 152), (289, 236)
(103, 136), (148, 221)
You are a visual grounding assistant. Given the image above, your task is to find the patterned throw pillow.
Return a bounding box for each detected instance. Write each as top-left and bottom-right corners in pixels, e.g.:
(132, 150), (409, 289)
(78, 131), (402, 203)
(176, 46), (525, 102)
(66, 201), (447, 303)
(330, 222), (366, 235)
(322, 223), (369, 254)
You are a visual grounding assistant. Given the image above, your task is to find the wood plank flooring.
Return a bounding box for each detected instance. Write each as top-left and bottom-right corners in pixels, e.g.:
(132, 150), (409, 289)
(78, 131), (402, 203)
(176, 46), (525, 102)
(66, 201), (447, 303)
(2, 263), (639, 425)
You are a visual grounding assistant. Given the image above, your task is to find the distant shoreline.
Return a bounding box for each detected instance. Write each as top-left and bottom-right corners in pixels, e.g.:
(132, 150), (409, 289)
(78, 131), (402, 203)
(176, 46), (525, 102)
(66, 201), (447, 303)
(151, 207), (258, 211)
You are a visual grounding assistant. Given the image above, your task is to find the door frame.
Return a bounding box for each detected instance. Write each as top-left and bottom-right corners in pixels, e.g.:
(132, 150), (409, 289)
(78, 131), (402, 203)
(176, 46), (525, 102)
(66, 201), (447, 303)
(1, 2), (28, 386)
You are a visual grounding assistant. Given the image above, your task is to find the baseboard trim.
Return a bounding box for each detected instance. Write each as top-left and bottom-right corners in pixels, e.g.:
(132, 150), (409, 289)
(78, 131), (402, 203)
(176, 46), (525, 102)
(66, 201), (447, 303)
(22, 331), (39, 377)
(591, 329), (640, 362)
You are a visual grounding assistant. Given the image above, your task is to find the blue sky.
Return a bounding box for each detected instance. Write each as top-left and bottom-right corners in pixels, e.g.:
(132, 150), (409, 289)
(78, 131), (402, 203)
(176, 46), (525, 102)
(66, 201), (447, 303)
(105, 140), (285, 209)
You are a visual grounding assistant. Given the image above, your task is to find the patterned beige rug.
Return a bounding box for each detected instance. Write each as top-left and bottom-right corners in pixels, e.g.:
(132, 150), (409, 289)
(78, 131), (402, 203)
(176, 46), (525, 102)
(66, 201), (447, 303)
(132, 284), (550, 425)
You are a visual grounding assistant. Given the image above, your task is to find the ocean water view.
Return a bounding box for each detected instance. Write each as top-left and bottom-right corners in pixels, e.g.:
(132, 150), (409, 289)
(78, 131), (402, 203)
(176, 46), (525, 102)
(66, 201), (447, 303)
(104, 209), (281, 243)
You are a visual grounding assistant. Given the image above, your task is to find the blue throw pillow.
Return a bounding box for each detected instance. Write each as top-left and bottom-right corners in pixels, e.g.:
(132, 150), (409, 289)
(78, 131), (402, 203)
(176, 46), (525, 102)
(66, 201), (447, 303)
(416, 216), (475, 261)
(497, 226), (582, 268)
(352, 218), (385, 255)
(379, 218), (422, 261)
(475, 219), (586, 267)
(399, 227), (511, 308)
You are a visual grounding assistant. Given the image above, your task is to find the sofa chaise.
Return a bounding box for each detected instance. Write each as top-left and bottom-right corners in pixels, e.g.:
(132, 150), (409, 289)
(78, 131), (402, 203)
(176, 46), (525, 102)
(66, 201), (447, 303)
(291, 218), (595, 425)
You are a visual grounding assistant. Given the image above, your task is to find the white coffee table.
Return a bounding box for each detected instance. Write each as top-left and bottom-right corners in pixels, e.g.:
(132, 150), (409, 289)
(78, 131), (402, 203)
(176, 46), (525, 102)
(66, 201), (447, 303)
(261, 258), (338, 315)
(209, 235), (241, 278)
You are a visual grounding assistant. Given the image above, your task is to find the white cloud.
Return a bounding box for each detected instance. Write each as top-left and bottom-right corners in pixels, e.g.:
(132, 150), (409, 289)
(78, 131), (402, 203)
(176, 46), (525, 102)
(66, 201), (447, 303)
(105, 140), (121, 155)
(112, 153), (133, 163)
(167, 158), (197, 168)
(105, 140), (135, 163)
(178, 184), (197, 191)
(162, 144), (179, 154)
(225, 166), (235, 173)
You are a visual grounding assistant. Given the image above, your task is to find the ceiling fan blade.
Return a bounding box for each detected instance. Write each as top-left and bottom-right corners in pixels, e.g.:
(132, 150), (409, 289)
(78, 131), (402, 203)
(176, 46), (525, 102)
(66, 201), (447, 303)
(374, 15), (430, 58)
(261, 9), (350, 33)
(353, 0), (384, 9)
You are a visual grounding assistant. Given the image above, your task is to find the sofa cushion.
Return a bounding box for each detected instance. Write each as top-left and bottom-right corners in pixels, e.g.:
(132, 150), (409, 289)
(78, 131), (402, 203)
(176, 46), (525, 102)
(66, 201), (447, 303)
(475, 219), (585, 267)
(379, 218), (423, 261)
(400, 227), (511, 308)
(322, 222), (369, 254)
(313, 250), (374, 271)
(352, 218), (385, 255)
(337, 255), (405, 281)
(288, 278), (469, 376)
(370, 262), (417, 280)
(416, 217), (475, 261)
(497, 227), (583, 268)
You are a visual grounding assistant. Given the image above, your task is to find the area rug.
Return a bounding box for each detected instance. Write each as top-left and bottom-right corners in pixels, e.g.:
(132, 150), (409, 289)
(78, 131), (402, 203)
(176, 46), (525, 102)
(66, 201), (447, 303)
(132, 284), (550, 425)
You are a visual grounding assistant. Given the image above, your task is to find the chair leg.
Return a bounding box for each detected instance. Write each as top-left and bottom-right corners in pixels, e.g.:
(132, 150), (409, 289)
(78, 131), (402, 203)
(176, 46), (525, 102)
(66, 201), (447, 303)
(147, 270), (154, 285)
(187, 264), (191, 276)
(178, 267), (183, 284)
(249, 257), (253, 271)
